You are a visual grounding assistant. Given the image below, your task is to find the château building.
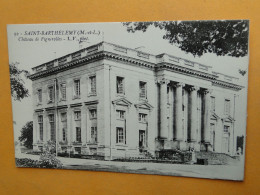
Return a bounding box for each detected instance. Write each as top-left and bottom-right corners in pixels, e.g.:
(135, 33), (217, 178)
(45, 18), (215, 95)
(29, 42), (243, 159)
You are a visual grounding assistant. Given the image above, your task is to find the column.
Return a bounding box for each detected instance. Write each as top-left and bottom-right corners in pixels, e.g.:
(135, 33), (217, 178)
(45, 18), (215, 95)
(33, 112), (37, 148)
(81, 105), (87, 144)
(175, 82), (185, 141)
(202, 89), (211, 143)
(168, 86), (174, 140)
(43, 110), (48, 142)
(67, 107), (72, 145)
(190, 86), (199, 141)
(159, 78), (169, 139)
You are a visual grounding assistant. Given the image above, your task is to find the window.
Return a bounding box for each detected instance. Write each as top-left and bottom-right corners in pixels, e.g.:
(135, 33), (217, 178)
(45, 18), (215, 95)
(139, 81), (147, 99)
(224, 99), (230, 115)
(37, 89), (42, 103)
(60, 83), (66, 100)
(116, 127), (125, 144)
(76, 127), (81, 142)
(74, 79), (80, 98)
(89, 76), (96, 94)
(116, 76), (124, 94)
(167, 86), (170, 103)
(74, 111), (81, 121)
(91, 127), (97, 143)
(139, 113), (147, 123)
(38, 115), (43, 141)
(211, 96), (215, 112)
(224, 125), (230, 133)
(75, 147), (81, 154)
(210, 123), (215, 151)
(62, 128), (67, 141)
(61, 113), (67, 141)
(89, 109), (97, 119)
(61, 112), (67, 122)
(48, 86), (54, 103)
(139, 130), (146, 147)
(116, 110), (125, 120)
(49, 114), (55, 141)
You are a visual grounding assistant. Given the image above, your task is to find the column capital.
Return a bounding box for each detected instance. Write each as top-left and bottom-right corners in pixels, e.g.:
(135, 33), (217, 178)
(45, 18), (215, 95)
(189, 86), (200, 92)
(201, 88), (213, 95)
(174, 82), (185, 88)
(156, 77), (170, 85)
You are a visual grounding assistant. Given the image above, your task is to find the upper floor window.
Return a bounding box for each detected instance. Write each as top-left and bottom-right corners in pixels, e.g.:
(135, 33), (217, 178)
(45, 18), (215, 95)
(37, 89), (42, 103)
(139, 113), (147, 123)
(38, 115), (43, 141)
(61, 112), (67, 122)
(48, 86), (54, 103)
(116, 110), (125, 120)
(211, 96), (215, 112)
(89, 76), (96, 95)
(89, 109), (97, 119)
(224, 125), (230, 133)
(74, 111), (81, 121)
(139, 81), (147, 99)
(74, 79), (80, 98)
(224, 99), (230, 115)
(60, 83), (66, 100)
(116, 76), (124, 94)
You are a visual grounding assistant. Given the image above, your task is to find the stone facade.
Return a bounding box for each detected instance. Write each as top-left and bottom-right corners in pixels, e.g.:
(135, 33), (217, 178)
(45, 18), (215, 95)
(29, 42), (243, 159)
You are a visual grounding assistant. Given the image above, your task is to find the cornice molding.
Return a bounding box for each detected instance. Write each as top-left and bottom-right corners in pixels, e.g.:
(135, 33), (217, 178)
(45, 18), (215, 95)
(29, 50), (244, 91)
(212, 80), (244, 91)
(156, 62), (217, 80)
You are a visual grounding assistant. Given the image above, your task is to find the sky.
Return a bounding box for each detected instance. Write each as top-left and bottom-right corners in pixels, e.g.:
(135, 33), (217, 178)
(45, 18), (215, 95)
(7, 22), (249, 141)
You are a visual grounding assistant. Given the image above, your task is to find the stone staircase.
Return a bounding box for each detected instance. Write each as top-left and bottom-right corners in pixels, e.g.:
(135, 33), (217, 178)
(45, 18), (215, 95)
(195, 151), (240, 165)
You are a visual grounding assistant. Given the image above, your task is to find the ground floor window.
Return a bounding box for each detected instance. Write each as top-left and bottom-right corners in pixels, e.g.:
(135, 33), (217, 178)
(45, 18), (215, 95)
(75, 147), (81, 154)
(91, 126), (97, 143)
(38, 115), (43, 141)
(49, 114), (55, 141)
(139, 130), (146, 148)
(76, 127), (81, 142)
(222, 135), (230, 153)
(116, 127), (125, 144)
(62, 128), (67, 141)
(210, 123), (215, 151)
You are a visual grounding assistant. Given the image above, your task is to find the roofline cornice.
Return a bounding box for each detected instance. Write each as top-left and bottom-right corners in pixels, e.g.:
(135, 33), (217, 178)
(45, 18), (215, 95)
(28, 50), (244, 91)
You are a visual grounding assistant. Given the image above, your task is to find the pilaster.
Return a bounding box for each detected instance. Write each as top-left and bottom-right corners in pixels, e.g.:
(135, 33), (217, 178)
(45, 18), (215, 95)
(81, 104), (87, 144)
(33, 112), (37, 147)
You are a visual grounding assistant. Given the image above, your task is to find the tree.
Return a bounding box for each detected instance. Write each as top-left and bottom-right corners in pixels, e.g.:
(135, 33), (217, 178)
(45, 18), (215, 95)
(123, 20), (249, 58)
(9, 62), (29, 101)
(19, 121), (33, 149)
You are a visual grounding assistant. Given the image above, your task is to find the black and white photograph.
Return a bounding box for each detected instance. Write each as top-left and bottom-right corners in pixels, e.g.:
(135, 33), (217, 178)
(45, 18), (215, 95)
(7, 20), (249, 180)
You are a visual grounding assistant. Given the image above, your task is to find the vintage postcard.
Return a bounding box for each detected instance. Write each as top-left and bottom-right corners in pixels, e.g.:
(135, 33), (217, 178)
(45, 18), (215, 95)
(7, 20), (249, 180)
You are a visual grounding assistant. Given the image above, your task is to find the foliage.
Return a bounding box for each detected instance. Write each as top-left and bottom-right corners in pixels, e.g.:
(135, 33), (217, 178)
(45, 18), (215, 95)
(15, 141), (62, 169)
(44, 140), (57, 154)
(39, 151), (62, 169)
(9, 62), (29, 101)
(239, 69), (247, 76)
(123, 20), (249, 58)
(15, 158), (40, 168)
(19, 121), (33, 149)
(15, 157), (62, 169)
